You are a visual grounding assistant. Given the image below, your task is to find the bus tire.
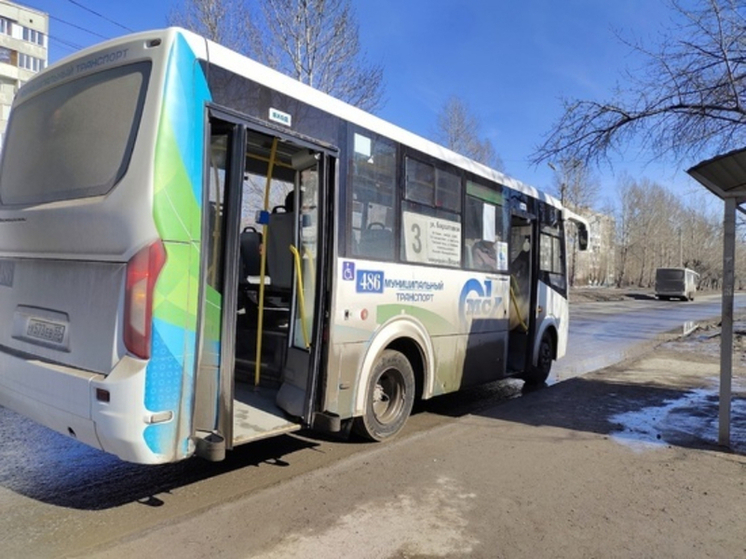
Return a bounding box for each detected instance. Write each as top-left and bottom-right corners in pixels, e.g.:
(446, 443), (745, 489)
(353, 349), (415, 442)
(521, 332), (553, 385)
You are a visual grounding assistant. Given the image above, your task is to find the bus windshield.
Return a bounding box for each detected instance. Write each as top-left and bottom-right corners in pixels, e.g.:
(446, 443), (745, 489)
(0, 61), (151, 206)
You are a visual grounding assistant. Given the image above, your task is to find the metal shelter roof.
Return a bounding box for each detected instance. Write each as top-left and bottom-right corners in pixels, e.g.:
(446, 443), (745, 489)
(687, 147), (746, 204)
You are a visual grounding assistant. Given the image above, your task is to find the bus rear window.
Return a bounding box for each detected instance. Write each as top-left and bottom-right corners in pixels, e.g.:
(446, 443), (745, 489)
(0, 61), (151, 206)
(657, 269), (684, 281)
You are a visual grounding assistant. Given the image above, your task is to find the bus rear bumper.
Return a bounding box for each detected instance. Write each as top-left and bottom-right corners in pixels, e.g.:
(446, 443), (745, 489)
(0, 350), (182, 464)
(0, 350), (103, 451)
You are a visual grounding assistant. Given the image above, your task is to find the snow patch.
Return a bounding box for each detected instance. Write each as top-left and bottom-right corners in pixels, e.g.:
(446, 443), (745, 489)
(610, 382), (746, 453)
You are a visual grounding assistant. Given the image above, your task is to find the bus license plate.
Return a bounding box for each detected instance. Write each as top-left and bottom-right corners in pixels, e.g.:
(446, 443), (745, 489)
(26, 318), (66, 345)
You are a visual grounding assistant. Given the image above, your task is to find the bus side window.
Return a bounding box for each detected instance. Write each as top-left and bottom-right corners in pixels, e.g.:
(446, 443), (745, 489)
(349, 131), (396, 260)
(358, 221), (394, 258)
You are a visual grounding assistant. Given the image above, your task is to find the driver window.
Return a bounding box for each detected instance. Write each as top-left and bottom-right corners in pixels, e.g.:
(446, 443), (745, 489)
(349, 131), (396, 260)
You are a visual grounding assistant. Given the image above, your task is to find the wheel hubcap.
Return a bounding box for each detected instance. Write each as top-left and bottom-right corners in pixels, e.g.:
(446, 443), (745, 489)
(372, 370), (404, 425)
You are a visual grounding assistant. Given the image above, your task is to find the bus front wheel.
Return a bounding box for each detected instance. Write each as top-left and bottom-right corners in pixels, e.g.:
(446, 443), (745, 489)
(521, 333), (553, 385)
(354, 349), (415, 441)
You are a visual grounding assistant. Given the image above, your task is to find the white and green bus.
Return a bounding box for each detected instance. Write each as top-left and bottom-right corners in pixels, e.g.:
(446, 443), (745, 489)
(0, 29), (588, 464)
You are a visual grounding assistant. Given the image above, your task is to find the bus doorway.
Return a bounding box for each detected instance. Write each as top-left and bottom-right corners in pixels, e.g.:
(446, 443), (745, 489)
(507, 213), (536, 374)
(194, 114), (333, 459)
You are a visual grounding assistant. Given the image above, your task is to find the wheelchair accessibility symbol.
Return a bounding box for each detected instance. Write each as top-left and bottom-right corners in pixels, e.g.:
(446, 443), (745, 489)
(342, 261), (355, 281)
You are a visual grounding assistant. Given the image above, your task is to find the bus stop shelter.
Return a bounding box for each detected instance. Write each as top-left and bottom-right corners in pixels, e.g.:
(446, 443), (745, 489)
(688, 147), (746, 448)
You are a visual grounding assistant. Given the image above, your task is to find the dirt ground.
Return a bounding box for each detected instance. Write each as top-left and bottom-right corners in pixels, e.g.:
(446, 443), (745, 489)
(80, 317), (746, 559)
(568, 285), (733, 303)
(569, 286), (660, 302)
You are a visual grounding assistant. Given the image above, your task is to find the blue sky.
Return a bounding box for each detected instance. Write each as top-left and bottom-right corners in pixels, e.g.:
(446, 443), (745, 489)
(23, 0), (715, 209)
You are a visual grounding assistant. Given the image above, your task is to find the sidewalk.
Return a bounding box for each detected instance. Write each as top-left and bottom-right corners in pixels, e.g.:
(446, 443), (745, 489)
(81, 342), (746, 559)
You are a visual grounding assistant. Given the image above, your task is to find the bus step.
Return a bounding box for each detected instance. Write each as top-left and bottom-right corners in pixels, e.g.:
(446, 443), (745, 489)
(234, 357), (283, 386)
(194, 430), (226, 462)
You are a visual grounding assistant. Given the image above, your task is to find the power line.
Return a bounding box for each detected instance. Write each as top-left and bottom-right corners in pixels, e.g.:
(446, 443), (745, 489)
(67, 0), (134, 33)
(48, 34), (85, 53)
(50, 15), (109, 41)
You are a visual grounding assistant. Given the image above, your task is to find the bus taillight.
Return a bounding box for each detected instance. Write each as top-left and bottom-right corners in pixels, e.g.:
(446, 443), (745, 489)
(124, 241), (166, 359)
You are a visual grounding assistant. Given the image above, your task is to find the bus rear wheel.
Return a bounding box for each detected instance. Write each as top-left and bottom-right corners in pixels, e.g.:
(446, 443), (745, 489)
(354, 349), (415, 441)
(520, 333), (553, 386)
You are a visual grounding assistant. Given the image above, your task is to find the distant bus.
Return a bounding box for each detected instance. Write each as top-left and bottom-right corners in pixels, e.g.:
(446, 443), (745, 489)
(0, 28), (588, 464)
(655, 267), (699, 301)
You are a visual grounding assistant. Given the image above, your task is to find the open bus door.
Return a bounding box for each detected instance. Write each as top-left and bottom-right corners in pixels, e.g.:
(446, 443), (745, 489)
(193, 112), (333, 461)
(507, 209), (538, 375)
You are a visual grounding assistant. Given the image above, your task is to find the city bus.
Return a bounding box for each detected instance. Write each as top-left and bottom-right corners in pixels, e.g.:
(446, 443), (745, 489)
(0, 28), (588, 464)
(655, 267), (699, 301)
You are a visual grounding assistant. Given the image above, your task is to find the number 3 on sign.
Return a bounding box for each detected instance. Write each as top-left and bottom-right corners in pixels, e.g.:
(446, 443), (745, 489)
(411, 223), (422, 253)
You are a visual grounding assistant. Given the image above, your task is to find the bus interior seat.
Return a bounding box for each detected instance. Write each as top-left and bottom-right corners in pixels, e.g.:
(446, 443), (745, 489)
(358, 227), (393, 259)
(239, 226), (262, 284)
(266, 201), (295, 292)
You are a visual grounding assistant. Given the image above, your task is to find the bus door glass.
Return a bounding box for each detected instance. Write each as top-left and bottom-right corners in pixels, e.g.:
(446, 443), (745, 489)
(277, 150), (331, 422)
(508, 212), (536, 371)
(509, 215), (533, 332)
(194, 117), (243, 442)
(292, 159), (320, 350)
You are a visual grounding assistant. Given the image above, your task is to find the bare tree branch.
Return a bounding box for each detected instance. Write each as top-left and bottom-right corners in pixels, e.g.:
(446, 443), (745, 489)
(612, 174), (727, 288)
(251, 0), (385, 112)
(548, 159), (599, 209)
(168, 0), (255, 53)
(433, 96), (505, 171)
(532, 0), (746, 167)
(170, 0), (385, 112)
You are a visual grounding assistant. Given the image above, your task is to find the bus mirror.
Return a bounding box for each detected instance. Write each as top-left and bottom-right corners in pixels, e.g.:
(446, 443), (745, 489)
(578, 227), (589, 251)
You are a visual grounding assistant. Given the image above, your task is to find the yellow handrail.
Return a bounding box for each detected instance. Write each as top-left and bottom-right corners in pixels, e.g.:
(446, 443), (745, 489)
(254, 137), (279, 387)
(289, 245), (310, 349)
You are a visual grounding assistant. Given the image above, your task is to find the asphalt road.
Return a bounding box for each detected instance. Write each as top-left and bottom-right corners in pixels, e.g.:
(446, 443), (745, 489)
(0, 292), (743, 558)
(555, 291), (746, 380)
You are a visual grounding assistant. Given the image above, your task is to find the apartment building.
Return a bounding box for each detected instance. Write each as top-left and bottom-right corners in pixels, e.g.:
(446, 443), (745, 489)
(0, 1), (48, 146)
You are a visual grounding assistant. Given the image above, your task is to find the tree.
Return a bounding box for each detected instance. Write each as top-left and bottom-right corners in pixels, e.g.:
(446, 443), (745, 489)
(547, 159), (599, 208)
(615, 179), (635, 287)
(170, 0), (385, 112)
(532, 0), (746, 167)
(168, 0), (251, 52)
(548, 159), (599, 286)
(251, 0), (384, 111)
(434, 96), (505, 171)
(612, 175), (724, 288)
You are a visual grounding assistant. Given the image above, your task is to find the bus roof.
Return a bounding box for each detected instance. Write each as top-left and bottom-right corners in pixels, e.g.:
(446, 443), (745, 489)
(28, 27), (562, 210)
(656, 267), (700, 275)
